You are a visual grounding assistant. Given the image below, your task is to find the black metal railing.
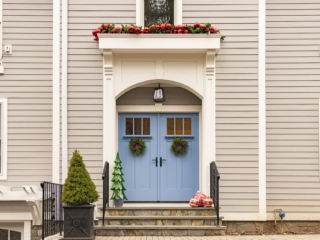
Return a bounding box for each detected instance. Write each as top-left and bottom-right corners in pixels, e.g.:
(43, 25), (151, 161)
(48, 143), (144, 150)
(41, 182), (63, 240)
(210, 161), (220, 226)
(102, 161), (109, 226)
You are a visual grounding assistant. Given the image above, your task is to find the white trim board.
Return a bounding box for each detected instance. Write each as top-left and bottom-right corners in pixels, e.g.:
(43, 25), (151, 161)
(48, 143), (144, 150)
(258, 0), (266, 220)
(61, 0), (68, 183)
(117, 105), (201, 113)
(0, 99), (7, 180)
(52, 0), (60, 183)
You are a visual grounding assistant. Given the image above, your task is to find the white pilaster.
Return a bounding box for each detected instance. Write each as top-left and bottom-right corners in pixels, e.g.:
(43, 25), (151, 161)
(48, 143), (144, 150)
(103, 50), (116, 167)
(258, 0), (267, 220)
(23, 221), (31, 240)
(201, 50), (216, 194)
(61, 0), (68, 183)
(52, 0), (60, 183)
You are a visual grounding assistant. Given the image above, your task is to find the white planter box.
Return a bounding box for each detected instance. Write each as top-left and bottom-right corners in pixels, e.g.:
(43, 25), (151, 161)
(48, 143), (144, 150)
(98, 34), (221, 52)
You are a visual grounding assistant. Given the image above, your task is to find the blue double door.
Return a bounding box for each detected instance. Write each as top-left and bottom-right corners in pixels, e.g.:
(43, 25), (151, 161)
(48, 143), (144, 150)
(118, 113), (199, 202)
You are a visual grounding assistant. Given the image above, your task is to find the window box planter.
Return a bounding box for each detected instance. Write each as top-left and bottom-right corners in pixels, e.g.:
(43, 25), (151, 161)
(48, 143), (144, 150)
(98, 34), (221, 52)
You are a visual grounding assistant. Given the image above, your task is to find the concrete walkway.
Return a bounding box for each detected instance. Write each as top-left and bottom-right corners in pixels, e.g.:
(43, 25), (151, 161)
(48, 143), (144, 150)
(46, 234), (320, 240)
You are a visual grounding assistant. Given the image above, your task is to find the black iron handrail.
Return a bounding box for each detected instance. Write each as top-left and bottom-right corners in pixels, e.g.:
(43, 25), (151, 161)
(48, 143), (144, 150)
(210, 161), (220, 226)
(102, 161), (109, 226)
(40, 181), (63, 240)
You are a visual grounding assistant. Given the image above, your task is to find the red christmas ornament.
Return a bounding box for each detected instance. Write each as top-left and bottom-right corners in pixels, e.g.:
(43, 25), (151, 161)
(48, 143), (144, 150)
(203, 196), (213, 207)
(189, 197), (199, 207)
(193, 192), (207, 207)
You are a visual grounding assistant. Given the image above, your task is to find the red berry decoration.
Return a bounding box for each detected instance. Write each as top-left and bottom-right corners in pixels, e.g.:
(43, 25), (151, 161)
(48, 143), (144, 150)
(129, 138), (147, 155)
(166, 23), (172, 30)
(91, 22), (225, 41)
(171, 137), (188, 156)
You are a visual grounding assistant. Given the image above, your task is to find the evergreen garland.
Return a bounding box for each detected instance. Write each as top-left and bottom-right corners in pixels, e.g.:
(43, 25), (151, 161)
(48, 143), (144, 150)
(110, 152), (128, 200)
(62, 150), (99, 205)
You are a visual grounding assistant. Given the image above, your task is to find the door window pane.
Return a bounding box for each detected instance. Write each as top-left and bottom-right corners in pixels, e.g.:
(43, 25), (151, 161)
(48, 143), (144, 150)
(167, 118), (174, 135)
(176, 118), (183, 135)
(144, 0), (174, 26)
(184, 118), (192, 135)
(126, 118), (133, 135)
(134, 118), (142, 135)
(143, 118), (150, 135)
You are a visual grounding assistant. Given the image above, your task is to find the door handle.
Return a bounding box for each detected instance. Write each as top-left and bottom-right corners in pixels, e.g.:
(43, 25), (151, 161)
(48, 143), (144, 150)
(160, 157), (166, 167)
(152, 157), (158, 167)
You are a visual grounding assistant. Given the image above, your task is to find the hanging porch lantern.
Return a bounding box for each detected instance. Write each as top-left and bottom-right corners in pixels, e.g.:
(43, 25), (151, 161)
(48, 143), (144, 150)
(153, 84), (165, 103)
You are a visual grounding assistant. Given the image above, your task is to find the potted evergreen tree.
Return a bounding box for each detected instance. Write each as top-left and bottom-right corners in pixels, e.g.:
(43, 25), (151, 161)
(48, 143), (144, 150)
(110, 152), (128, 207)
(61, 150), (99, 240)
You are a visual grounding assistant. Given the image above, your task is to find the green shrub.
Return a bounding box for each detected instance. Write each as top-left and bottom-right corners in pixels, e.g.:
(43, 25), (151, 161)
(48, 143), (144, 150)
(62, 150), (99, 205)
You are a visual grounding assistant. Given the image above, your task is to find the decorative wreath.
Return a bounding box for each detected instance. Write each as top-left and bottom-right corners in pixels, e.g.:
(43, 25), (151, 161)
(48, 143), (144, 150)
(171, 137), (189, 156)
(129, 138), (147, 155)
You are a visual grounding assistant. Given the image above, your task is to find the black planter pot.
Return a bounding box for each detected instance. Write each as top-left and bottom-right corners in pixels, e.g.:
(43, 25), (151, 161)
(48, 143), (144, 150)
(60, 205), (95, 240)
(114, 199), (124, 207)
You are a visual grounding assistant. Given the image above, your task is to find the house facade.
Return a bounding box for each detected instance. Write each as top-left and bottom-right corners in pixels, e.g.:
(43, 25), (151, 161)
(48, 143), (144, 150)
(0, 0), (320, 239)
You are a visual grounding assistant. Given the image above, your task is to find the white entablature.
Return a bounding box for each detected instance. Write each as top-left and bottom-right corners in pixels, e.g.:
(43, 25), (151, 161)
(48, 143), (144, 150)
(99, 34), (221, 196)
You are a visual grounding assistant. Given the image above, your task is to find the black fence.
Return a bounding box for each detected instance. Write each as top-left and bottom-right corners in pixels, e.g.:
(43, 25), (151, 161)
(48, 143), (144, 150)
(40, 182), (63, 239)
(101, 161), (109, 226)
(210, 161), (220, 226)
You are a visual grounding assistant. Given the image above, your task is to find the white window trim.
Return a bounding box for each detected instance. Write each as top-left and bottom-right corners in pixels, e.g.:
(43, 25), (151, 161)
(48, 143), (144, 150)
(136, 0), (182, 27)
(0, 98), (8, 180)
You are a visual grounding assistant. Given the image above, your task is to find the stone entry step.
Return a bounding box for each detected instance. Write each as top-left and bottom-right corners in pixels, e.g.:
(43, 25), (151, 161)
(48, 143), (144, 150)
(95, 225), (227, 236)
(97, 216), (222, 226)
(100, 207), (217, 217)
(96, 207), (226, 236)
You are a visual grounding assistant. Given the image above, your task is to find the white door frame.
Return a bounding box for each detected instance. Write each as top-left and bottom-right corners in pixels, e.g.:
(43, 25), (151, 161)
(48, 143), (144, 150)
(103, 50), (217, 195)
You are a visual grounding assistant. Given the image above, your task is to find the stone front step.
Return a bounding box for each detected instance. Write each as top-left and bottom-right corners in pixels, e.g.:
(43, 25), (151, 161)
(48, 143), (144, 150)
(95, 225), (227, 236)
(100, 207), (216, 217)
(96, 207), (225, 236)
(97, 215), (222, 226)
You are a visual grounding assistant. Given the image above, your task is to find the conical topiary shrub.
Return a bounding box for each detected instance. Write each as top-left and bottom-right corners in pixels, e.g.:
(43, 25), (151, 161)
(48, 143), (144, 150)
(110, 152), (128, 202)
(62, 149), (99, 205)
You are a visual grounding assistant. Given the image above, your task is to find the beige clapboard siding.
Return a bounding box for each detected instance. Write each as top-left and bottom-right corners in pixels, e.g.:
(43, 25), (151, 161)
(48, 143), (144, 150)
(266, 0), (320, 213)
(0, 0), (53, 190)
(184, 0), (259, 213)
(67, 0), (136, 202)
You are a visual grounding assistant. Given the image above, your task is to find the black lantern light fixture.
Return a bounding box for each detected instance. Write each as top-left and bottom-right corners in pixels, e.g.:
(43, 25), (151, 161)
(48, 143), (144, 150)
(153, 84), (165, 103)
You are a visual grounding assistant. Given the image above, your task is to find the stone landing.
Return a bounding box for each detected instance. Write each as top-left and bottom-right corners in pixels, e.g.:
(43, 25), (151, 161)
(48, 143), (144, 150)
(95, 207), (226, 236)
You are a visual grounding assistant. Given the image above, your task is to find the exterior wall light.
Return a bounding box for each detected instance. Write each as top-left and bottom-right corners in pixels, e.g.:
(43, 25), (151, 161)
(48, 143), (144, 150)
(153, 84), (165, 103)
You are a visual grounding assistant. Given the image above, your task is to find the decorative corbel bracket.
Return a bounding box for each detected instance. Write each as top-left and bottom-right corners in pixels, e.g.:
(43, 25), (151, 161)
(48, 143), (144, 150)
(206, 50), (216, 81)
(26, 198), (42, 225)
(103, 49), (113, 81)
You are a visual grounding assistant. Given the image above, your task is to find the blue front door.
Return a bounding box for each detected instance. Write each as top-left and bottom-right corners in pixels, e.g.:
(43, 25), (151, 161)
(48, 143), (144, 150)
(118, 113), (199, 201)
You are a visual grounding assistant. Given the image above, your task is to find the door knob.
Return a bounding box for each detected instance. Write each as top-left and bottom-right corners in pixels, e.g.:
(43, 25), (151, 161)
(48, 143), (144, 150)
(152, 157), (158, 167)
(160, 157), (166, 167)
